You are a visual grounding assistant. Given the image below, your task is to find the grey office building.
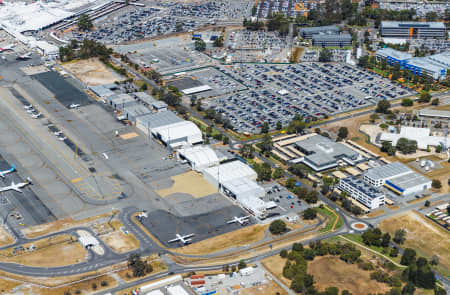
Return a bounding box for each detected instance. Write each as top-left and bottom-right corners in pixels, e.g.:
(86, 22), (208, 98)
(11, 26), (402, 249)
(380, 21), (446, 39)
(299, 25), (340, 39)
(312, 33), (352, 47)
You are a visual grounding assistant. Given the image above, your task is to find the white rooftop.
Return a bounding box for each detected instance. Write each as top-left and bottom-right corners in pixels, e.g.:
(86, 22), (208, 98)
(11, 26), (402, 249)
(202, 160), (257, 183)
(380, 126), (448, 150)
(178, 145), (219, 171)
(181, 85), (212, 95)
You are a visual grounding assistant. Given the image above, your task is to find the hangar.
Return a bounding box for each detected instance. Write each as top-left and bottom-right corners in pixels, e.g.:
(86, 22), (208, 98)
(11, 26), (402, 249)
(152, 121), (203, 147)
(202, 160), (257, 187)
(177, 145), (220, 171)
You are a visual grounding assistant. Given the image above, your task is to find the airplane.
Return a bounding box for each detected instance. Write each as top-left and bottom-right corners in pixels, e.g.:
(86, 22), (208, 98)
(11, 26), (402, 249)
(31, 112), (41, 119)
(58, 136), (67, 141)
(53, 131), (63, 136)
(0, 44), (14, 52)
(16, 52), (32, 60)
(168, 233), (194, 245)
(227, 215), (250, 225)
(0, 177), (32, 193)
(26, 108), (35, 113)
(69, 103), (80, 109)
(23, 104), (33, 109)
(0, 165), (15, 178)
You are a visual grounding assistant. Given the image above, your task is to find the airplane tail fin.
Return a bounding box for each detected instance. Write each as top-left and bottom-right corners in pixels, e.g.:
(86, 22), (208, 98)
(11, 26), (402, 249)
(10, 164), (15, 171)
(26, 177), (32, 183)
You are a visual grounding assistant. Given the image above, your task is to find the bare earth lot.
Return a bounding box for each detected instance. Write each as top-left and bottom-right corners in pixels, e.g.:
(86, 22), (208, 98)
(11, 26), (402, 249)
(0, 224), (14, 247)
(308, 256), (390, 294)
(157, 171), (218, 198)
(174, 224), (268, 255)
(62, 58), (124, 85)
(379, 211), (450, 276)
(101, 230), (139, 254)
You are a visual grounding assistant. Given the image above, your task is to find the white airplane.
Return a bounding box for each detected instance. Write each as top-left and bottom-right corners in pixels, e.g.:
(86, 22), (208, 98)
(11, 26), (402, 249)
(31, 112), (41, 119)
(0, 44), (14, 52)
(227, 215), (250, 225)
(0, 165), (15, 178)
(53, 131), (62, 136)
(23, 104), (33, 109)
(58, 136), (67, 141)
(16, 52), (32, 60)
(69, 103), (80, 109)
(168, 233), (194, 245)
(0, 177), (32, 193)
(26, 108), (35, 113)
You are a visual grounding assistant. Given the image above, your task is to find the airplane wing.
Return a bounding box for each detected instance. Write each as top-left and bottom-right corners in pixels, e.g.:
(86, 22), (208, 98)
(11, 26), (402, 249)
(0, 172), (4, 178)
(12, 187), (22, 193)
(168, 237), (179, 243)
(183, 234), (194, 238)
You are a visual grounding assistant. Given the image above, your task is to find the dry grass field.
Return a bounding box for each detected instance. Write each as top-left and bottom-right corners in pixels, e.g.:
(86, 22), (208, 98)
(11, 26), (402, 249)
(32, 274), (117, 295)
(308, 256), (391, 294)
(379, 211), (450, 276)
(157, 171), (217, 198)
(0, 235), (87, 267)
(0, 224), (14, 247)
(238, 279), (288, 295)
(174, 224), (268, 255)
(261, 255), (292, 287)
(0, 277), (21, 294)
(63, 58), (124, 85)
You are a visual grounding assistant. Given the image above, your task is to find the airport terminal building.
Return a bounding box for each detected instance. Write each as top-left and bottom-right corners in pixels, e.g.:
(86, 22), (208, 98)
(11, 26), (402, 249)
(294, 134), (364, 171)
(380, 21), (446, 39)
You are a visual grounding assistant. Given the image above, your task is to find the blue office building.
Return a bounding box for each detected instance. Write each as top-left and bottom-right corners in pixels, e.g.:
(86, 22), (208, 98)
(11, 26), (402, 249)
(375, 47), (412, 68)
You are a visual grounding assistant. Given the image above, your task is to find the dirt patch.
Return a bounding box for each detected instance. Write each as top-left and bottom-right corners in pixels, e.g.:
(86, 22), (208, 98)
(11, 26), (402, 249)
(379, 211), (450, 276)
(0, 277), (21, 294)
(239, 279), (288, 295)
(0, 235), (87, 267)
(261, 255), (292, 287)
(157, 171), (217, 198)
(120, 132), (139, 140)
(308, 256), (391, 294)
(366, 210), (385, 218)
(0, 224), (14, 247)
(22, 212), (113, 239)
(62, 58), (124, 85)
(101, 231), (139, 254)
(174, 224), (268, 255)
(32, 274), (117, 295)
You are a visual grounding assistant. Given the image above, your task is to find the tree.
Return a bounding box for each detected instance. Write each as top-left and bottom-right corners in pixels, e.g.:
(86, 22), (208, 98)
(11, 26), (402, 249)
(261, 122), (269, 134)
(240, 144), (254, 159)
(431, 179), (441, 189)
(418, 92), (431, 103)
(272, 167), (284, 179)
(424, 200), (431, 207)
(393, 229), (407, 244)
(280, 249), (288, 258)
(260, 134), (273, 154)
(303, 208), (317, 220)
(390, 247), (399, 257)
(213, 35), (224, 47)
(431, 254), (439, 266)
(140, 83), (148, 91)
(194, 39), (206, 51)
(337, 127), (348, 140)
(128, 253), (147, 277)
(324, 286), (339, 295)
(401, 98), (413, 107)
(401, 248), (416, 266)
(238, 260), (247, 269)
(381, 141), (396, 156)
(319, 48), (333, 62)
(376, 100), (391, 114)
(401, 282), (415, 295)
(77, 14), (93, 31)
(276, 121), (283, 130)
(431, 98), (439, 106)
(381, 233), (391, 248)
(269, 219), (287, 234)
(222, 137), (229, 145)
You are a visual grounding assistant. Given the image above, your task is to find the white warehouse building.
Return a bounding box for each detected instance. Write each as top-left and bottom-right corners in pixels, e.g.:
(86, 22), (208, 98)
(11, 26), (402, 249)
(177, 145), (219, 171)
(363, 162), (431, 196)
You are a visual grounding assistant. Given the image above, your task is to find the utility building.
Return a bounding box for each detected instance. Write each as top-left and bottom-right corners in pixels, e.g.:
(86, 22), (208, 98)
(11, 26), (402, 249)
(339, 176), (385, 209)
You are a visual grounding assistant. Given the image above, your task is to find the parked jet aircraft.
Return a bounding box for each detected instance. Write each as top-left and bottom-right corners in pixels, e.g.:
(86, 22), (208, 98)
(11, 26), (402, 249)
(0, 44), (14, 52)
(0, 165), (15, 178)
(0, 177), (32, 193)
(16, 52), (32, 60)
(69, 103), (80, 109)
(23, 104), (33, 109)
(31, 112), (41, 119)
(227, 216), (250, 225)
(168, 233), (194, 245)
